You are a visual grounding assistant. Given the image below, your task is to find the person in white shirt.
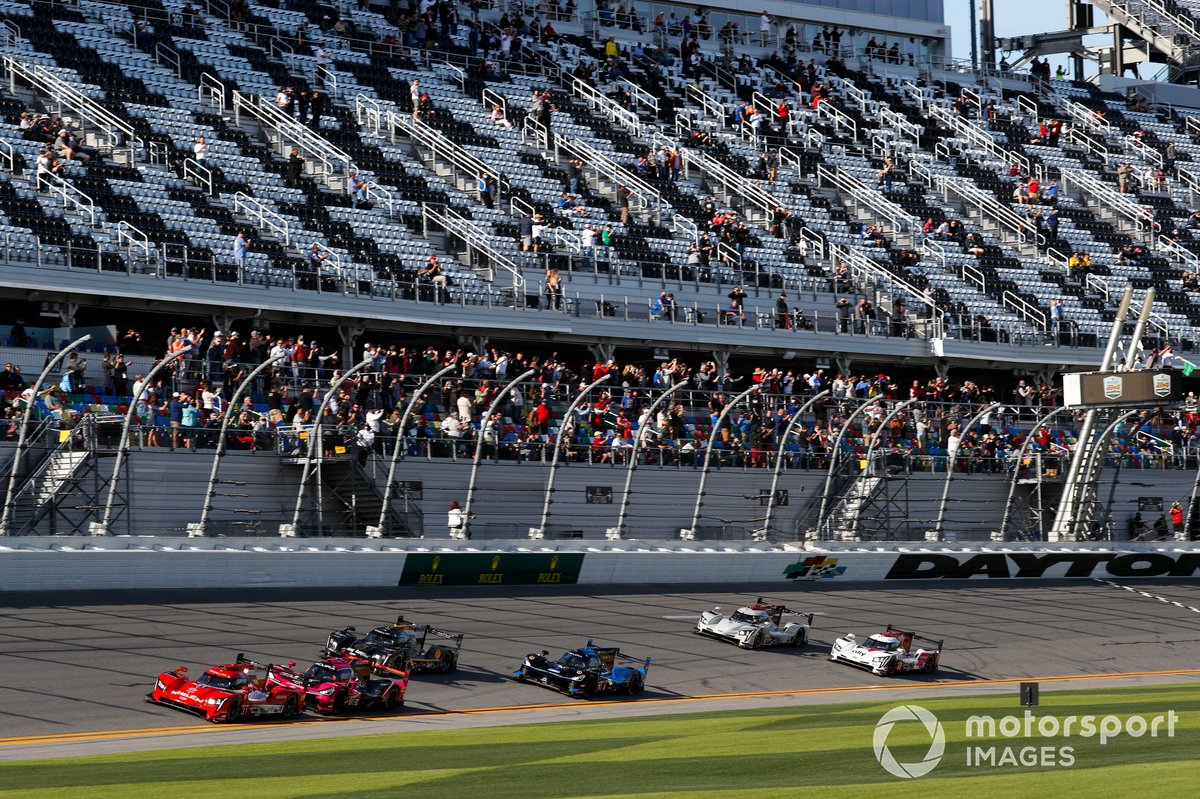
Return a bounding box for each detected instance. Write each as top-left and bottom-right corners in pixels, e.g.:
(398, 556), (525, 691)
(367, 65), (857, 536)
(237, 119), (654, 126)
(447, 500), (473, 539)
(759, 11), (772, 45)
(316, 46), (333, 67)
(491, 103), (513, 129)
(442, 413), (463, 439)
(193, 136), (207, 162)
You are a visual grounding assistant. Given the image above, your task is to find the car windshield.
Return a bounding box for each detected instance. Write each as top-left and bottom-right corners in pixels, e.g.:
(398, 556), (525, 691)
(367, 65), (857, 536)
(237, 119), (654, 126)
(306, 663), (339, 682)
(197, 672), (242, 690)
(365, 630), (405, 647)
(730, 611), (766, 624)
(867, 637), (899, 651)
(557, 653), (588, 670)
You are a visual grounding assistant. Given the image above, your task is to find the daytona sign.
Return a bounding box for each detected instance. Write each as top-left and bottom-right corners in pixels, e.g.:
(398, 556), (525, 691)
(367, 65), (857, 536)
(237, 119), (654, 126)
(883, 552), (1200, 580)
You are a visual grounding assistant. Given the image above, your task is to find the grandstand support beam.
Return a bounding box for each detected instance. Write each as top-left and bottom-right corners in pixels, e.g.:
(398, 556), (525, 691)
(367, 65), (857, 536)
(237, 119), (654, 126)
(464, 368), (537, 531)
(685, 384), (761, 539)
(193, 353), (287, 537)
(762, 390), (830, 542)
(1051, 287), (1133, 541)
(589, 342), (616, 365)
(533, 374), (612, 539)
(933, 402), (1001, 540)
(999, 405), (1074, 541)
(286, 356), (376, 536)
(979, 0), (996, 68)
(711, 350), (731, 383)
(611, 379), (691, 540)
(372, 364), (461, 537)
(0, 334), (91, 536)
(337, 324), (367, 377)
(852, 397), (923, 539)
(56, 302), (78, 328)
(1123, 288), (1156, 370)
(835, 356), (852, 378)
(815, 395), (886, 538)
(95, 346), (192, 537)
(933, 358), (949, 380)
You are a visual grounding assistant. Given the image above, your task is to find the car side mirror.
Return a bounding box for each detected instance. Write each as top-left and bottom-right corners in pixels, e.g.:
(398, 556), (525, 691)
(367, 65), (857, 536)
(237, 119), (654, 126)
(287, 661), (296, 668)
(175, 666), (187, 673)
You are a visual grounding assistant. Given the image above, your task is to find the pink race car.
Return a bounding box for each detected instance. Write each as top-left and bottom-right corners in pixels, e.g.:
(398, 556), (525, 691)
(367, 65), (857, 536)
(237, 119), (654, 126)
(301, 656), (409, 713)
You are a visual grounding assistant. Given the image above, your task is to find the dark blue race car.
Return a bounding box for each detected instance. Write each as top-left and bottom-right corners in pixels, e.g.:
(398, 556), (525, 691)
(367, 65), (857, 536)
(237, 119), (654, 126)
(514, 640), (650, 698)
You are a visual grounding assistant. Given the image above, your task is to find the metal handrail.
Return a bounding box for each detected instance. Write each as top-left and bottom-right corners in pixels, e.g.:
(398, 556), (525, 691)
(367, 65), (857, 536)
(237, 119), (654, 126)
(621, 78), (659, 115)
(234, 91), (354, 189)
(198, 72), (225, 113)
(1002, 290), (1048, 331)
(556, 134), (659, 221)
(37, 170), (96, 226)
(928, 103), (1036, 179)
(183, 158), (213, 196)
(423, 203), (525, 295)
(817, 164), (919, 240)
(1062, 167), (1160, 236)
(685, 145), (777, 223)
(571, 75), (640, 136)
(233, 192), (290, 245)
(116, 220), (151, 260)
(935, 174), (1036, 249)
(1066, 127), (1110, 165)
(390, 111), (509, 198)
(685, 83), (726, 128)
(816, 99), (857, 140)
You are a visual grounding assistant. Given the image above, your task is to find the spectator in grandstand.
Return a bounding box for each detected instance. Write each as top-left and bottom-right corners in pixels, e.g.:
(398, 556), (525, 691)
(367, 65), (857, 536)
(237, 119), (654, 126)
(1117, 162), (1135, 193)
(618, 185), (632, 224)
(545, 267), (563, 310)
(54, 129), (92, 165)
(558, 193), (587, 217)
(315, 44), (333, 77)
(836, 296), (851, 333)
(418, 255), (449, 303)
(307, 243), (329, 274)
(478, 172), (495, 208)
(308, 90), (325, 129)
(36, 148), (67, 183)
(233, 232), (250, 269)
(348, 173), (368, 208)
(491, 103), (513, 130)
(287, 148), (306, 188)
(775, 293), (791, 329)
(296, 90), (310, 124)
(193, 136), (207, 163)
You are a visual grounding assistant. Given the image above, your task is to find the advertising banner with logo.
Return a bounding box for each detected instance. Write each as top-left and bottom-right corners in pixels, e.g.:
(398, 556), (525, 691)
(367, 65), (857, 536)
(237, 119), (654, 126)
(399, 552), (586, 586)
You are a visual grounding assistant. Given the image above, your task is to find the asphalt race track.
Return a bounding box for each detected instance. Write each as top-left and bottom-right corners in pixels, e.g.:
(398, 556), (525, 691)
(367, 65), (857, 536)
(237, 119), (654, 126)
(1, 580), (1199, 759)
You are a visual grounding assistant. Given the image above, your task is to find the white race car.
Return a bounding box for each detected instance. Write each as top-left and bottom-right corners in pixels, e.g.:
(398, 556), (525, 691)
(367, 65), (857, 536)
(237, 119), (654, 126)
(694, 598), (813, 649)
(829, 625), (942, 676)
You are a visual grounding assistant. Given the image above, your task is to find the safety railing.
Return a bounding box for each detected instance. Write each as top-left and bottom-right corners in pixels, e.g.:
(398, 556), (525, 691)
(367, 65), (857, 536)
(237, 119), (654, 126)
(1158, 233), (1200, 268)
(422, 203), (525, 296)
(198, 72), (226, 113)
(3, 56), (142, 163)
(1178, 165), (1200, 203)
(876, 105), (922, 145)
(817, 164), (920, 242)
(436, 61), (466, 91)
(389, 110), (509, 200)
(571, 75), (641, 136)
(0, 137), (13, 173)
(234, 91), (354, 191)
(684, 145), (777, 225)
(522, 114), (549, 151)
(556, 134), (659, 222)
(1061, 167), (1159, 237)
(830, 243), (944, 336)
(1001, 290), (1048, 332)
(116, 220), (151, 262)
(928, 103), (1037, 179)
(183, 158), (213, 196)
(354, 93), (382, 134)
(154, 41), (181, 78)
(1125, 133), (1164, 169)
(672, 213), (698, 242)
(621, 78), (659, 116)
(685, 83), (726, 128)
(1065, 126), (1110, 165)
(1063, 100), (1112, 135)
(37, 170), (96, 227)
(935, 174), (1037, 251)
(233, 192), (290, 246)
(815, 99), (857, 140)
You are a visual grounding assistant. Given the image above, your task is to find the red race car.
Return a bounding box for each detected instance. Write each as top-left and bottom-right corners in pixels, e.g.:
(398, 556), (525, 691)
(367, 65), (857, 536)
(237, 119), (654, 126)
(302, 656), (409, 714)
(147, 653), (306, 723)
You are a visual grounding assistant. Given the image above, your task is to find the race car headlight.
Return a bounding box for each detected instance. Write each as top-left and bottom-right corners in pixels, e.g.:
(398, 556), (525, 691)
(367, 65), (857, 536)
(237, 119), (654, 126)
(204, 697), (226, 706)
(874, 656), (889, 663)
(313, 686), (336, 696)
(155, 680), (166, 691)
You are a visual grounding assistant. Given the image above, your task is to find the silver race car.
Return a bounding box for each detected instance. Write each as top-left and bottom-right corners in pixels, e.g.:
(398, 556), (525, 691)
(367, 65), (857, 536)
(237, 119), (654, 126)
(829, 625), (943, 676)
(694, 598), (813, 649)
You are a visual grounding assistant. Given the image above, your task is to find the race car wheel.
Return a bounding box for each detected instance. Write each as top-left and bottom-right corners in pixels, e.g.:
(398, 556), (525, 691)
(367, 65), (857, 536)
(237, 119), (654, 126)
(882, 658), (898, 677)
(283, 695), (299, 719)
(384, 688), (401, 711)
(626, 675), (644, 696)
(923, 658), (938, 675)
(438, 652), (453, 673)
(221, 699), (242, 723)
(516, 665), (529, 683)
(750, 631), (763, 650)
(793, 631), (807, 647)
(332, 691), (348, 714)
(446, 655), (458, 674)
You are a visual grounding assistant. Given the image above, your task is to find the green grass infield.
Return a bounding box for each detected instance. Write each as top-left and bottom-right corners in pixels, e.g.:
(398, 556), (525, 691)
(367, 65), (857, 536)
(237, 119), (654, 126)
(2, 683), (1197, 798)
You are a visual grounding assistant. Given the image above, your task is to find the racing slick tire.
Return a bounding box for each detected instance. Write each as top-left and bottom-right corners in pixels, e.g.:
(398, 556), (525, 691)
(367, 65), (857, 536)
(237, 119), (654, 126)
(625, 675), (644, 696)
(792, 630), (807, 647)
(881, 658), (898, 677)
(438, 652), (454, 673)
(516, 665), (530, 683)
(923, 658), (938, 675)
(219, 699), (242, 723)
(332, 690), (349, 714)
(283, 695), (299, 719)
(749, 631), (763, 650)
(384, 688), (402, 711)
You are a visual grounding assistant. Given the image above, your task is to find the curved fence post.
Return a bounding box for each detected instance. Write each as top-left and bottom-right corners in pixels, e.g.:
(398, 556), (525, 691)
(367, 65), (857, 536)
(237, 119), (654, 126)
(999, 405), (1073, 541)
(95, 346), (192, 536)
(761, 389), (829, 541)
(848, 396), (922, 540)
(610, 378), (690, 540)
(463, 368), (537, 529)
(532, 373), (611, 539)
(684, 383), (760, 539)
(190, 353), (287, 537)
(932, 402), (1001, 540)
(285, 356), (375, 536)
(0, 333), (91, 535)
(368, 363), (459, 537)
(815, 395), (883, 538)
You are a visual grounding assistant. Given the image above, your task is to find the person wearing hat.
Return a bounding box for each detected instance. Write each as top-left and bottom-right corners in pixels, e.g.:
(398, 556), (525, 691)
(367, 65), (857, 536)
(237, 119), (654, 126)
(836, 296), (851, 333)
(775, 292), (791, 329)
(55, 128), (92, 164)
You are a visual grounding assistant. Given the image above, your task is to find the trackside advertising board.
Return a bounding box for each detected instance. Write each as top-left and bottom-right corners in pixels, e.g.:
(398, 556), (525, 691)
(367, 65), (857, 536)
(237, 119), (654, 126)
(772, 551), (1200, 582)
(399, 553), (586, 586)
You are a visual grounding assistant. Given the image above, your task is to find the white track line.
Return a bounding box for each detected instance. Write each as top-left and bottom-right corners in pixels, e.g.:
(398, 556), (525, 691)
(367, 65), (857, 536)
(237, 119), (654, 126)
(1093, 578), (1200, 614)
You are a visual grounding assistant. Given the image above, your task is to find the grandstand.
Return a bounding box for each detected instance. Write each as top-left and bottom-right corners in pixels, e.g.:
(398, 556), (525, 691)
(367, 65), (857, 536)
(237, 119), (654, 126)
(3, 0), (1200, 545)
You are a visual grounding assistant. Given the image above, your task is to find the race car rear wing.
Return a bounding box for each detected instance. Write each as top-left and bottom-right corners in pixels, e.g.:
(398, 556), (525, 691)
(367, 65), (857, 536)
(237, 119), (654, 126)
(586, 640), (652, 672)
(755, 598), (814, 625)
(885, 625), (944, 651)
(420, 626), (465, 651)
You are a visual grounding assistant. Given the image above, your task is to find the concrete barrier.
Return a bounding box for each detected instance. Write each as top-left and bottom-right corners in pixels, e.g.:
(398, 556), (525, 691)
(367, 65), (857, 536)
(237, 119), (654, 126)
(3, 538), (1200, 592)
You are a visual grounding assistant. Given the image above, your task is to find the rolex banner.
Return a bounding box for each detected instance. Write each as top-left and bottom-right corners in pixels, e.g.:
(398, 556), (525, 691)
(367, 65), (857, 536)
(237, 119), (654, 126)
(399, 553), (586, 586)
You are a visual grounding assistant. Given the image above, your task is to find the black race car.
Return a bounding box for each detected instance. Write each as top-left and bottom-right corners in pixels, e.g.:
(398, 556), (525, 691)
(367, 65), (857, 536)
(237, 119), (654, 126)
(513, 641), (650, 698)
(325, 616), (463, 676)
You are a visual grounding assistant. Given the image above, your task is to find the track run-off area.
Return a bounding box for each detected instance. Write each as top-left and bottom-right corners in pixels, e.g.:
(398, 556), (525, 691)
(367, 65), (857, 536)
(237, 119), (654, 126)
(1, 579), (1199, 760)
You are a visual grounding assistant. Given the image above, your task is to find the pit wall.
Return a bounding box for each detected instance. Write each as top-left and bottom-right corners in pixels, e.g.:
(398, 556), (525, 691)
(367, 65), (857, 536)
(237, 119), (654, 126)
(2, 539), (1199, 592)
